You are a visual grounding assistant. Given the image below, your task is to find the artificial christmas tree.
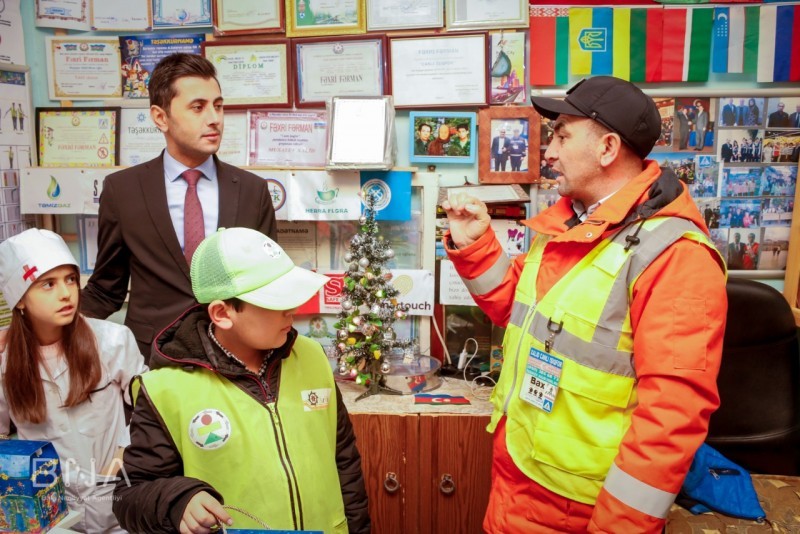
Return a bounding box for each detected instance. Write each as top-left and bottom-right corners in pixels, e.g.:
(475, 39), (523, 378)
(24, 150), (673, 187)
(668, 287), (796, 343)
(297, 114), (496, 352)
(333, 191), (411, 400)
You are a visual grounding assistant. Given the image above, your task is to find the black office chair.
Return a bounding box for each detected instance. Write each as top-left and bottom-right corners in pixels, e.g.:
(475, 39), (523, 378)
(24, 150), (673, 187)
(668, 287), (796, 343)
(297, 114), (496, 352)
(705, 278), (800, 476)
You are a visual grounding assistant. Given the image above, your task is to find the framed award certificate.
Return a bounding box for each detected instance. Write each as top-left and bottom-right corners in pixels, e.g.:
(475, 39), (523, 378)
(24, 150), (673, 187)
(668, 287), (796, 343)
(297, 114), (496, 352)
(212, 0), (284, 35)
(367, 0), (443, 31)
(202, 40), (292, 108)
(445, 0), (528, 31)
(248, 110), (328, 168)
(287, 0), (366, 37)
(294, 36), (387, 108)
(45, 37), (123, 100)
(36, 107), (121, 167)
(390, 34), (488, 108)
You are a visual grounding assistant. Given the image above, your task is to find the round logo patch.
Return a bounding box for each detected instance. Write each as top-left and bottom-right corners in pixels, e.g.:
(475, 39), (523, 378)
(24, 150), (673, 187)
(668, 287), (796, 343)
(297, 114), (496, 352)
(188, 409), (232, 450)
(361, 179), (391, 211)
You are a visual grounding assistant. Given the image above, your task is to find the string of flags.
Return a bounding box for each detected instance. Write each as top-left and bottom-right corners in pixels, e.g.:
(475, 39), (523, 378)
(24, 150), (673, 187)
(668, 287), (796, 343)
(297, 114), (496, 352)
(530, 3), (798, 85)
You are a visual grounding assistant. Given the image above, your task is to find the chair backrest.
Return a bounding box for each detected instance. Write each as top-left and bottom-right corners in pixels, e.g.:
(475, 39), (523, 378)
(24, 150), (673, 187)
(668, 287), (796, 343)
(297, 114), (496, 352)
(706, 278), (800, 476)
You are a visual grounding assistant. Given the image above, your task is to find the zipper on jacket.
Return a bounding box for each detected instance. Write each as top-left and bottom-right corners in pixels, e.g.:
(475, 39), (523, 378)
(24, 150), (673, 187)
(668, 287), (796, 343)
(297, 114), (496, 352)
(502, 302), (538, 414)
(265, 402), (304, 530)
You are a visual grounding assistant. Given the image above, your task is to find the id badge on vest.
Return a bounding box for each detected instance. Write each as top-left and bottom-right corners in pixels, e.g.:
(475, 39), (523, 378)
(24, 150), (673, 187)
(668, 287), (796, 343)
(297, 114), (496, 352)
(520, 348), (563, 413)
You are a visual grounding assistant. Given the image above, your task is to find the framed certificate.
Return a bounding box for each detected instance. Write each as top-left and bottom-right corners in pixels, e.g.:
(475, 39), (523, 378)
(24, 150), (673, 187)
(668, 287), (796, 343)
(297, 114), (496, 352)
(409, 111), (476, 164)
(45, 37), (123, 100)
(212, 0), (284, 35)
(92, 0), (152, 31)
(367, 0), (443, 31)
(445, 0), (528, 31)
(294, 36), (387, 108)
(327, 96), (394, 169)
(152, 0), (212, 28)
(478, 106), (539, 184)
(248, 110), (328, 168)
(203, 40), (292, 108)
(286, 0), (366, 37)
(36, 107), (121, 168)
(390, 34), (487, 108)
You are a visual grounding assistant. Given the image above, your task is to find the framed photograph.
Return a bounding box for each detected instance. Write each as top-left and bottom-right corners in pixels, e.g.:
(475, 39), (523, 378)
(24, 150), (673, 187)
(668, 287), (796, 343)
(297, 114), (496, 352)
(784, 164), (800, 324)
(286, 0), (366, 37)
(294, 36), (387, 108)
(366, 0), (443, 31)
(45, 36), (123, 100)
(766, 97), (800, 129)
(718, 97), (766, 128)
(674, 97), (715, 153)
(445, 0), (528, 31)
(36, 107), (121, 167)
(488, 30), (526, 105)
(327, 96), (393, 169)
(202, 40), (292, 109)
(478, 106), (539, 184)
(409, 111), (476, 164)
(152, 0), (212, 28)
(248, 110), (329, 167)
(211, 0), (284, 35)
(390, 34), (487, 108)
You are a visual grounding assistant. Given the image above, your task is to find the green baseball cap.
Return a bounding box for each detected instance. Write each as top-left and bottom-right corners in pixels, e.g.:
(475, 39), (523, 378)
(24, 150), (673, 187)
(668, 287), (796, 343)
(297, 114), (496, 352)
(191, 227), (329, 310)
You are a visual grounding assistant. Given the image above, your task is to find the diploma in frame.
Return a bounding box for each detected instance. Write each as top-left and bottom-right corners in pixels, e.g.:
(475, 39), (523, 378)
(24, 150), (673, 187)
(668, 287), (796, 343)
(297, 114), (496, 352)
(478, 106), (539, 184)
(202, 40), (292, 109)
(445, 0), (528, 31)
(45, 37), (123, 100)
(327, 96), (394, 169)
(390, 34), (488, 108)
(248, 110), (329, 168)
(212, 0), (284, 35)
(367, 0), (443, 31)
(36, 107), (121, 168)
(287, 0), (366, 37)
(294, 36), (387, 108)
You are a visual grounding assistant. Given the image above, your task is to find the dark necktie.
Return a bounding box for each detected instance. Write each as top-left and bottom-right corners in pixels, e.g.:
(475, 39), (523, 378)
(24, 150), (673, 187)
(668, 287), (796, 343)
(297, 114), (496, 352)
(181, 169), (204, 264)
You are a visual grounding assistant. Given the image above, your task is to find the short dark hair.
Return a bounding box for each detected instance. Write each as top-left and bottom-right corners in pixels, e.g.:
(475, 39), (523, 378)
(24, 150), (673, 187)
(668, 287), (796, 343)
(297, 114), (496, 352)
(149, 53), (219, 112)
(222, 297), (245, 311)
(456, 123), (469, 131)
(418, 123), (432, 132)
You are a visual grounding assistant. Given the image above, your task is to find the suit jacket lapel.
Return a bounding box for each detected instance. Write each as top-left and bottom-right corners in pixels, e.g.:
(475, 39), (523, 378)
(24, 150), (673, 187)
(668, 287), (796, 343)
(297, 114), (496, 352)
(215, 156), (240, 229)
(141, 153), (192, 280)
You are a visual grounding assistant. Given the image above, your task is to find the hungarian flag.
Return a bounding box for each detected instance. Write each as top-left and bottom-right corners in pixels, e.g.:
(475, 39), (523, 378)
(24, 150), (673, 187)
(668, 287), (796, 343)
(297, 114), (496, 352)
(569, 7), (614, 76)
(612, 7), (663, 82)
(660, 7), (714, 82)
(757, 4), (800, 82)
(713, 6), (760, 73)
(529, 6), (569, 86)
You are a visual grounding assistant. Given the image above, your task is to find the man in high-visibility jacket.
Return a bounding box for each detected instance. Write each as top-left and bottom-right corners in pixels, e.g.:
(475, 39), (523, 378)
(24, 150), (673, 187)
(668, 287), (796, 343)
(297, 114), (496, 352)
(443, 76), (727, 533)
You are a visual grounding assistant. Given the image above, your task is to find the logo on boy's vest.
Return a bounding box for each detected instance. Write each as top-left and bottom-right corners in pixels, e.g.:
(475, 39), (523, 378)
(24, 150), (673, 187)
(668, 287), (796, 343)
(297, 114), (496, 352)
(188, 409), (232, 450)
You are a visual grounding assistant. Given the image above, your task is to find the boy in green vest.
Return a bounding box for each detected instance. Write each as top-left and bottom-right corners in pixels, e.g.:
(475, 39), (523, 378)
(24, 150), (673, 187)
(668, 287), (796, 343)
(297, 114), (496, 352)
(113, 227), (370, 534)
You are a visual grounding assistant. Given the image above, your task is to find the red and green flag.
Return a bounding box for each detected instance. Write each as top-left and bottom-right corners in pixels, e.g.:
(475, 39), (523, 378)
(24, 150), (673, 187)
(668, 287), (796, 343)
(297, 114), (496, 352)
(612, 7), (663, 83)
(529, 6), (570, 86)
(660, 7), (714, 82)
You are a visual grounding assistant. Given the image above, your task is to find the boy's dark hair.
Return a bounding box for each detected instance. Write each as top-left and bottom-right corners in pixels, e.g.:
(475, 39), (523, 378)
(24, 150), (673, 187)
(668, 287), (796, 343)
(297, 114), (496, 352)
(222, 297), (245, 311)
(456, 123), (469, 130)
(149, 53), (219, 113)
(418, 122), (432, 132)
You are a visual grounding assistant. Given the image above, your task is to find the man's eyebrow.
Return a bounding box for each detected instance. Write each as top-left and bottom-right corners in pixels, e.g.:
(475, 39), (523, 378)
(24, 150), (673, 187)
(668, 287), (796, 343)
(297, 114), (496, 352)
(553, 119), (567, 133)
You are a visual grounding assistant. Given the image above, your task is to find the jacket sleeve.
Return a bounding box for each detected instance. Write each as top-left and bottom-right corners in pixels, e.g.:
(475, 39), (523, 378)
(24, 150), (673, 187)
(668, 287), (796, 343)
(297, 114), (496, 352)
(255, 177), (278, 242)
(113, 382), (223, 533)
(444, 228), (526, 327)
(81, 177), (130, 320)
(333, 384), (370, 534)
(589, 239), (727, 533)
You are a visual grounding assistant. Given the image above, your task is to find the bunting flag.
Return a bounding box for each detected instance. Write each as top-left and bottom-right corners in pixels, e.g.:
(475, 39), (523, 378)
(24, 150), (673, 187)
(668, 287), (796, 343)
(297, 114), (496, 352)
(714, 6), (759, 74)
(529, 6), (570, 85)
(569, 7), (614, 76)
(757, 4), (800, 82)
(743, 6), (760, 75)
(612, 7), (662, 82)
(660, 7), (714, 82)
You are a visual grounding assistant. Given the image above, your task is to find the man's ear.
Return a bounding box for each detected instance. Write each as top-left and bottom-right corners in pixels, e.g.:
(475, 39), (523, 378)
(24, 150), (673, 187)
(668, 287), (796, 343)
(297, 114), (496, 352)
(208, 300), (235, 330)
(150, 105), (168, 133)
(598, 132), (623, 168)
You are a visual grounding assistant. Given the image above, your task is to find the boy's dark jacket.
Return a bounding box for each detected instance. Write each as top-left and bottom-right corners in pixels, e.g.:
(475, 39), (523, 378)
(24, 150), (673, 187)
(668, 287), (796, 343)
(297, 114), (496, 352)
(112, 306), (370, 533)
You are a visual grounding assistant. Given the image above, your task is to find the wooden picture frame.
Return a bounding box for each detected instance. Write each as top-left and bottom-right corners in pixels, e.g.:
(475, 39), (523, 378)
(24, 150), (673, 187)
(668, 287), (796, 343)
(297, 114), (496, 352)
(782, 164), (800, 326)
(445, 0), (528, 31)
(293, 35), (388, 108)
(212, 0), (285, 35)
(478, 106), (540, 184)
(286, 0), (366, 37)
(202, 39), (292, 109)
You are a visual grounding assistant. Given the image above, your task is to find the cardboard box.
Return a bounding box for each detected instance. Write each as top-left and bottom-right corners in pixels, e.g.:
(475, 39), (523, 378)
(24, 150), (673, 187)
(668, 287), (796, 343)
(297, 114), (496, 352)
(0, 440), (68, 533)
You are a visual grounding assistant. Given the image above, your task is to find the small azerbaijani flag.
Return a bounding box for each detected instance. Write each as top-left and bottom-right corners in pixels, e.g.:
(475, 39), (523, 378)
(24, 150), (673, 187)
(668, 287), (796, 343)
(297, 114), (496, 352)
(757, 4), (800, 83)
(612, 7), (663, 83)
(660, 6), (714, 82)
(569, 7), (614, 76)
(529, 6), (569, 86)
(713, 6), (760, 74)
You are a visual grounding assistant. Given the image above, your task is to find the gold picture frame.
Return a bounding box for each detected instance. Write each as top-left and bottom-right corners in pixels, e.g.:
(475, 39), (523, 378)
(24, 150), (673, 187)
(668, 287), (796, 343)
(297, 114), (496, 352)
(286, 0), (366, 37)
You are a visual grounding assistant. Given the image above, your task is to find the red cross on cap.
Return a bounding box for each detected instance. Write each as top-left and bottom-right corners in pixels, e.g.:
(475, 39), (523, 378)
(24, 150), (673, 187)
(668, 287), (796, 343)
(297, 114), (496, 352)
(23, 264), (38, 282)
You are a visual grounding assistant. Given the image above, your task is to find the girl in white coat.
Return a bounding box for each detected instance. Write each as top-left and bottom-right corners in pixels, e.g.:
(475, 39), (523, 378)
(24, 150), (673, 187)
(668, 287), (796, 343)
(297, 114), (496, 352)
(0, 229), (147, 533)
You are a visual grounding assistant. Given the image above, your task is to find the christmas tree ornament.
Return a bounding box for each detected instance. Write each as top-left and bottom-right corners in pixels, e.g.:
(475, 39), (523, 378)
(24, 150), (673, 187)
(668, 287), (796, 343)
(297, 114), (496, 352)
(344, 252), (353, 262)
(337, 342), (347, 352)
(383, 272), (393, 281)
(375, 289), (385, 298)
(337, 329), (348, 340)
(371, 304), (381, 315)
(385, 248), (395, 259)
(380, 362), (392, 374)
(338, 363), (348, 375)
(352, 316), (363, 326)
(359, 215), (367, 225)
(342, 299), (353, 311)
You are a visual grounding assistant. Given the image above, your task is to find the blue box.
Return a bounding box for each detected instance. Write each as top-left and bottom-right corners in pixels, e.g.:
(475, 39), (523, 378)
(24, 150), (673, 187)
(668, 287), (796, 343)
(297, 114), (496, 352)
(0, 440), (68, 533)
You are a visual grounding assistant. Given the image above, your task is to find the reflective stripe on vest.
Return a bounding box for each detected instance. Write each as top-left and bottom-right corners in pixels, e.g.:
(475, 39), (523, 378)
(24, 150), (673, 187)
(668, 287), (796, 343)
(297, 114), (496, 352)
(140, 336), (347, 534)
(488, 216), (723, 509)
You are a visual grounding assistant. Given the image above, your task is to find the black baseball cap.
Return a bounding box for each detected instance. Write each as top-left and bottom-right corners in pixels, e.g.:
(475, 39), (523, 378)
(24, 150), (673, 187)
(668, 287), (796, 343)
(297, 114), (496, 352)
(531, 76), (661, 159)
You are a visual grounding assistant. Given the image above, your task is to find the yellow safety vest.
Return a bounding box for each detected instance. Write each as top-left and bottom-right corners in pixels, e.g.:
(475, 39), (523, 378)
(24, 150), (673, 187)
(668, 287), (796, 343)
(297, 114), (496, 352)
(138, 335), (347, 533)
(488, 217), (724, 506)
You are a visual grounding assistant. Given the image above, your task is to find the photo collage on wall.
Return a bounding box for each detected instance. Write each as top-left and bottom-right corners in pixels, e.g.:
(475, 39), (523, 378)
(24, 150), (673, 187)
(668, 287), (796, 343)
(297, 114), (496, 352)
(535, 96), (798, 273)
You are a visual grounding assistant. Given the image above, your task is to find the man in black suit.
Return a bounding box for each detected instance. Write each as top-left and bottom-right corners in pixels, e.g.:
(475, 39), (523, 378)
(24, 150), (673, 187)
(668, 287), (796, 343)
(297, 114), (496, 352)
(81, 54), (277, 359)
(767, 102), (791, 128)
(720, 98), (737, 126)
(790, 104), (800, 129)
(720, 139), (733, 163)
(676, 107), (691, 150)
(491, 128), (510, 171)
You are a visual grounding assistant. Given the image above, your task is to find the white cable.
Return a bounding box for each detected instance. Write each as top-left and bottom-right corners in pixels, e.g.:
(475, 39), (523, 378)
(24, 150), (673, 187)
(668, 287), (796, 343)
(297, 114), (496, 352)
(430, 315), (451, 366)
(459, 338), (496, 401)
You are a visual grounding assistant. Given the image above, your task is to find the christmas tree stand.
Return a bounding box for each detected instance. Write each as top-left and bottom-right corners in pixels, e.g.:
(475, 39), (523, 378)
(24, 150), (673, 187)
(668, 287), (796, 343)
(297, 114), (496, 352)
(355, 360), (404, 401)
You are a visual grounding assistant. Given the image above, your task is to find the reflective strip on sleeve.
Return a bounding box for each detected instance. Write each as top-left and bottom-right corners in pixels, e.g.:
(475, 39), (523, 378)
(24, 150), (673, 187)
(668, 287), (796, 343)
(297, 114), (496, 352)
(461, 254), (511, 296)
(508, 300), (529, 328)
(604, 462), (677, 519)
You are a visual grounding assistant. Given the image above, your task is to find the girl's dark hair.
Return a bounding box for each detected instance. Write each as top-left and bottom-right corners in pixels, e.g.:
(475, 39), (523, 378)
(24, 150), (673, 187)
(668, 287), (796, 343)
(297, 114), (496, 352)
(148, 53), (219, 113)
(3, 272), (102, 424)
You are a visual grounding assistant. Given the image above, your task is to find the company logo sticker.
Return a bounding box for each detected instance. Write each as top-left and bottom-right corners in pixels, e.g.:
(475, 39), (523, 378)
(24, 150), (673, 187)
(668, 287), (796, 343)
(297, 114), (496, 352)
(188, 409), (232, 450)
